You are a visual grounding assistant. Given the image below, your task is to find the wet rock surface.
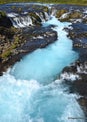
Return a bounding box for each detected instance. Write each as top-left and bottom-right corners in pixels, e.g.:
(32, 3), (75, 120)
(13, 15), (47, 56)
(61, 12), (87, 119)
(48, 4), (87, 119)
(0, 11), (13, 27)
(53, 4), (87, 23)
(68, 23), (87, 62)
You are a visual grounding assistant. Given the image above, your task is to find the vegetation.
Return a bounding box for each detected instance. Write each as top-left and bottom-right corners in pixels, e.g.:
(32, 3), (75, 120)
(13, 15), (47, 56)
(56, 9), (83, 22)
(0, 11), (6, 17)
(0, 0), (87, 5)
(1, 40), (20, 60)
(56, 9), (68, 18)
(0, 26), (21, 59)
(1, 37), (19, 59)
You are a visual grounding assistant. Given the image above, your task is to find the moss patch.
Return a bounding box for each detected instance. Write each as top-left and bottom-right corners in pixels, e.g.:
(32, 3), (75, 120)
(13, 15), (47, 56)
(56, 9), (68, 18)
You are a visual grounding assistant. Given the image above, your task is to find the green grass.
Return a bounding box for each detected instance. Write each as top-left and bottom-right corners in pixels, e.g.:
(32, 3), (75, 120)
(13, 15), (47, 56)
(0, 0), (87, 5)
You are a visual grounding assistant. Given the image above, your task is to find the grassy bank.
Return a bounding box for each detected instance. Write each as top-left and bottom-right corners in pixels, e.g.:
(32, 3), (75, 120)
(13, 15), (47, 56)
(0, 0), (87, 5)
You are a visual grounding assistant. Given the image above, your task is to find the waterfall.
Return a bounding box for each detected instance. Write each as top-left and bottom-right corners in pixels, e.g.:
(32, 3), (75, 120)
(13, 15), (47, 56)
(7, 13), (33, 28)
(7, 11), (50, 28)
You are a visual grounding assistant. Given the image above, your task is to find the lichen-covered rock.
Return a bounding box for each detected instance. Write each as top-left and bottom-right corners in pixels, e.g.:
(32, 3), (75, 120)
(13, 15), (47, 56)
(58, 11), (83, 22)
(69, 11), (82, 19)
(28, 12), (42, 25)
(56, 9), (68, 18)
(0, 27), (22, 60)
(83, 17), (87, 24)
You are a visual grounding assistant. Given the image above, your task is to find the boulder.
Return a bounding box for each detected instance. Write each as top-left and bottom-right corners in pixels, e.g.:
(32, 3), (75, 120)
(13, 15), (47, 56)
(58, 11), (83, 22)
(56, 9), (68, 18)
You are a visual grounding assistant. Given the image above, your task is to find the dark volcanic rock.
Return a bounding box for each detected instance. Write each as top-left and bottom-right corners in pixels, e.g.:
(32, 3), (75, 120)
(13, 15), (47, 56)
(20, 26), (57, 50)
(0, 11), (12, 28)
(79, 97), (87, 117)
(67, 22), (87, 62)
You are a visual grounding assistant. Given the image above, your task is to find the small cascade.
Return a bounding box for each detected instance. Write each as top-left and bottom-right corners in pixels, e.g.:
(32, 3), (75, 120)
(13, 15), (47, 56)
(36, 12), (45, 22)
(7, 13), (33, 28)
(7, 11), (50, 28)
(5, 4), (56, 28)
(44, 12), (50, 21)
(50, 7), (57, 16)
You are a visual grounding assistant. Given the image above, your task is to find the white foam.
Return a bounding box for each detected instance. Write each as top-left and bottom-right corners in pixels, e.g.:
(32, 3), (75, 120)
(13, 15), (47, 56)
(0, 67), (85, 122)
(60, 99), (85, 122)
(73, 19), (82, 23)
(60, 72), (80, 81)
(44, 12), (50, 20)
(23, 79), (84, 122)
(60, 12), (70, 19)
(9, 15), (33, 28)
(77, 64), (87, 74)
(83, 9), (87, 14)
(36, 12), (45, 22)
(0, 71), (40, 122)
(7, 13), (18, 17)
(37, 35), (44, 39)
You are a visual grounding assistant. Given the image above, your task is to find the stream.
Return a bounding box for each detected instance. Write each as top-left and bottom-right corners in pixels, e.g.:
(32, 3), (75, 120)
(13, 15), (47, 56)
(0, 14), (85, 122)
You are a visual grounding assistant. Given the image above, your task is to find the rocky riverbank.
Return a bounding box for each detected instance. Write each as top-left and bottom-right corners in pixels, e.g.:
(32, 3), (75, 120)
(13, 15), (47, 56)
(55, 5), (87, 119)
(0, 25), (57, 75)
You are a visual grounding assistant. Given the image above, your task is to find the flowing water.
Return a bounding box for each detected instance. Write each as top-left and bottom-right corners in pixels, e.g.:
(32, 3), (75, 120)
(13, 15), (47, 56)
(0, 16), (85, 122)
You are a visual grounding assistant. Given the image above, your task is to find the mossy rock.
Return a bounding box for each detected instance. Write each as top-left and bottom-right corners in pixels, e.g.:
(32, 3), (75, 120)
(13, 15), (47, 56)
(17, 7), (23, 13)
(11, 5), (16, 10)
(59, 15), (70, 22)
(0, 36), (20, 60)
(33, 5), (48, 13)
(0, 27), (15, 39)
(56, 9), (68, 18)
(69, 11), (82, 19)
(43, 6), (49, 13)
(59, 11), (82, 22)
(29, 12), (41, 21)
(29, 12), (41, 25)
(1, 50), (11, 59)
(0, 11), (6, 17)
